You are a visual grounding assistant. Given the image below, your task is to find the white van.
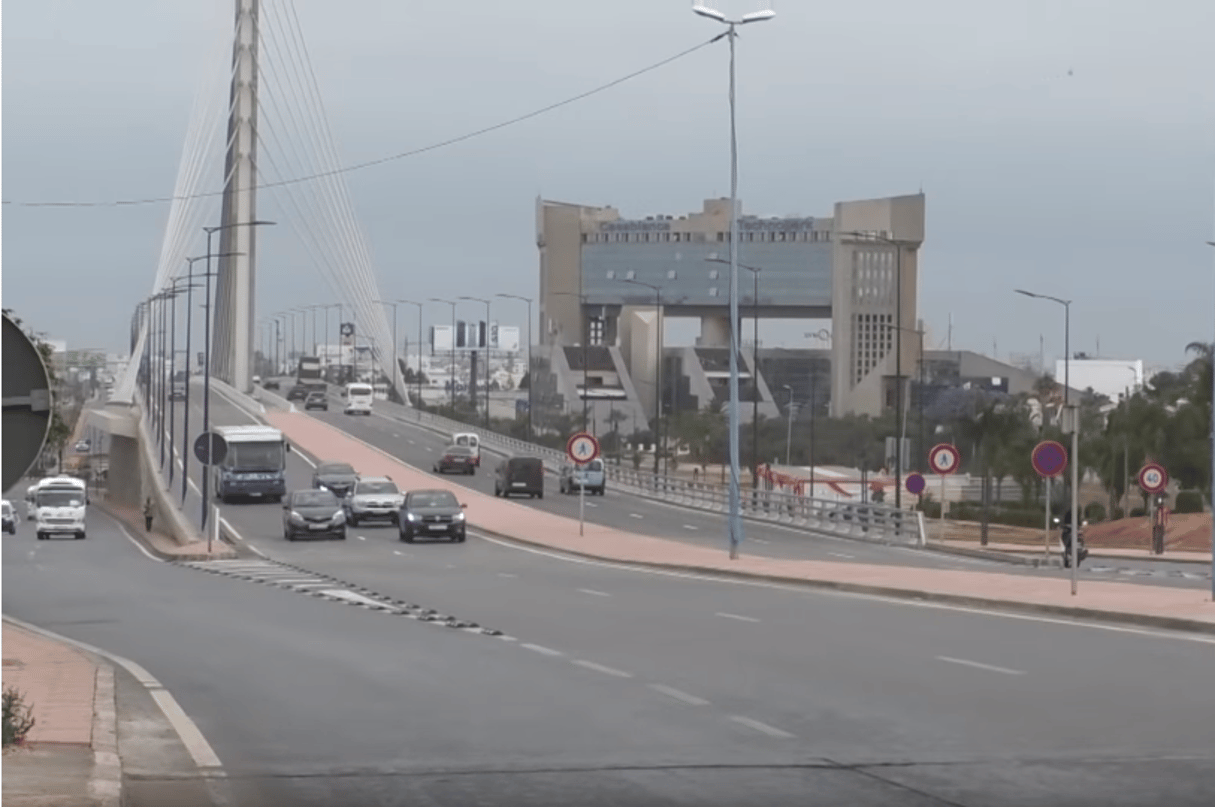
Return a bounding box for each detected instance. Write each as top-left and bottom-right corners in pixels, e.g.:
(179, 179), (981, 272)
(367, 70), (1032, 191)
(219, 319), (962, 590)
(452, 432), (481, 467)
(343, 382), (374, 416)
(33, 476), (88, 540)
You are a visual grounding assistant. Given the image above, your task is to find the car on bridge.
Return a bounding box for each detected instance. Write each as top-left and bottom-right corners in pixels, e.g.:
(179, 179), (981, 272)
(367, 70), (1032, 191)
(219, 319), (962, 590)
(2, 500), (17, 534)
(303, 391), (328, 411)
(398, 489), (467, 543)
(433, 445), (476, 475)
(282, 488), (346, 541)
(559, 459), (606, 496)
(344, 476), (404, 526)
(312, 461), (358, 499)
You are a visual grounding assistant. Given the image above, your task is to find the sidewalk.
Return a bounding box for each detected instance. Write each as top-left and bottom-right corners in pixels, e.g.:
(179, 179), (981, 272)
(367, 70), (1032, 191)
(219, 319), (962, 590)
(268, 411), (1215, 634)
(2, 622), (121, 806)
(98, 501), (237, 561)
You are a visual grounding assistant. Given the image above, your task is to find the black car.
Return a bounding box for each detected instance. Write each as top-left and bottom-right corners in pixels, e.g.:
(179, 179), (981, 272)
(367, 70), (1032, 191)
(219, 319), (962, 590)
(263, 379), (281, 390)
(494, 456), (544, 499)
(282, 488), (346, 540)
(433, 445), (476, 475)
(304, 391), (328, 411)
(2, 501), (16, 535)
(399, 489), (467, 543)
(287, 384), (310, 401)
(312, 461), (358, 498)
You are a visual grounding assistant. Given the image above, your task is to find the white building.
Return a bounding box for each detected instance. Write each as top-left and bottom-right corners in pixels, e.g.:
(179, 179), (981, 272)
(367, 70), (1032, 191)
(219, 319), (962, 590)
(1055, 358), (1144, 401)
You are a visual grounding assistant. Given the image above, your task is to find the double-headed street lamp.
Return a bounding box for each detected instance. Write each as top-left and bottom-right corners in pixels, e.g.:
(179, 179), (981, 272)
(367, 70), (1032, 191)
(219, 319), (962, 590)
(619, 280), (662, 474)
(459, 296), (493, 427)
(165, 276), (201, 488)
(430, 298), (458, 405)
(692, 2), (774, 559)
(496, 293), (534, 441)
(1016, 287), (1079, 594)
(200, 220), (275, 533)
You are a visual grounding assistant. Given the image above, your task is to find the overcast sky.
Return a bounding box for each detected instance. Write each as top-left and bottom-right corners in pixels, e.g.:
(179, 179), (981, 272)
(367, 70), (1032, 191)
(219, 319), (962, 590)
(3, 0), (1213, 373)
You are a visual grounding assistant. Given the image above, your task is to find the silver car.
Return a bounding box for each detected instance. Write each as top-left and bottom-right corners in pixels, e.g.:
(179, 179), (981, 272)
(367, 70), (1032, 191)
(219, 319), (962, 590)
(344, 476), (404, 527)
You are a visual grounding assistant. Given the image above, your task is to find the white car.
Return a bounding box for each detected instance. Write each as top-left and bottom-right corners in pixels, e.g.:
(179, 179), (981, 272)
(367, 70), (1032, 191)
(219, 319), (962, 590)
(343, 476), (404, 526)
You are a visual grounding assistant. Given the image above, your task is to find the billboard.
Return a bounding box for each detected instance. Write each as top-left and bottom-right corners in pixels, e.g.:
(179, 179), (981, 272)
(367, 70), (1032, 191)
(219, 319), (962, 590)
(431, 322), (522, 352)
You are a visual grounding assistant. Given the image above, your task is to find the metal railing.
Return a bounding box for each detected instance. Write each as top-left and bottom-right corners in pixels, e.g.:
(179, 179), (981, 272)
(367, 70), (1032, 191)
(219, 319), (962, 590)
(252, 379), (926, 547)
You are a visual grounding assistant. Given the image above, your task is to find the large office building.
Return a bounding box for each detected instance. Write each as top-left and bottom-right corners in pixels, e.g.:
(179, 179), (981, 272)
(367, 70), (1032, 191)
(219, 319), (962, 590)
(536, 193), (926, 422)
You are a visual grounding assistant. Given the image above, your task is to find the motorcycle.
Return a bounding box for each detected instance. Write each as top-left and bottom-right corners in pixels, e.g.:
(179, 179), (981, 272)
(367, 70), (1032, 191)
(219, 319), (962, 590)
(1053, 516), (1089, 568)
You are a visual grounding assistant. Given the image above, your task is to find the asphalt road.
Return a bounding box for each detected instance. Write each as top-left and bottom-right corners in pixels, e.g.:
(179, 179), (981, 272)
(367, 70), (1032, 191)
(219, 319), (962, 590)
(5, 483), (1215, 805)
(210, 380), (1208, 588)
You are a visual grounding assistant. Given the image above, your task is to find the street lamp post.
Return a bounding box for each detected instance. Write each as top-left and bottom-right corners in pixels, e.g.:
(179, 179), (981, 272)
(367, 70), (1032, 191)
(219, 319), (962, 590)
(430, 299), (457, 406)
(709, 257), (762, 488)
(693, 2), (775, 559)
(782, 384), (794, 466)
(201, 221), (274, 533)
(1016, 288), (1078, 594)
(620, 280), (662, 475)
(460, 296), (493, 427)
(840, 230), (915, 509)
(396, 300), (425, 415)
(166, 277), (201, 488)
(1204, 240), (1214, 599)
(375, 301), (401, 403)
(496, 294), (534, 441)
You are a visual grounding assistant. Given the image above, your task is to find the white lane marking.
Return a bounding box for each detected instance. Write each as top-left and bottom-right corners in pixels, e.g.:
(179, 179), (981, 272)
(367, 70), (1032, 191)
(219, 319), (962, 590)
(3, 616), (226, 771)
(648, 684), (710, 706)
(392, 433), (400, 438)
(522, 643), (563, 657)
(578, 588), (611, 597)
(730, 715), (795, 739)
(470, 533), (1215, 646)
(683, 524), (699, 531)
(716, 612), (761, 623)
(629, 513), (644, 519)
(105, 516), (165, 563)
(357, 535), (367, 541)
(571, 659), (633, 678)
(752, 538), (770, 545)
(497, 572), (518, 578)
(585, 502), (598, 508)
(936, 656), (1025, 676)
(408, 439), (416, 445)
(318, 590), (392, 608)
(425, 447), (434, 452)
(393, 550), (408, 556)
(828, 552), (855, 559)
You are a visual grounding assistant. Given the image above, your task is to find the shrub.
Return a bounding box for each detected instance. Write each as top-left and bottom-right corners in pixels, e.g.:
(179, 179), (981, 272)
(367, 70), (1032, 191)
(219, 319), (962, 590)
(2, 686), (35, 746)
(1084, 502), (1107, 522)
(1174, 490), (1206, 514)
(1130, 507), (1146, 517)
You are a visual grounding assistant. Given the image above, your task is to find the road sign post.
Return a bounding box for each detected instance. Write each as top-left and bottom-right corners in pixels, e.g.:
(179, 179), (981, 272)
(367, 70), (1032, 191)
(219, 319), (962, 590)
(1137, 463), (1168, 556)
(566, 432), (600, 537)
(193, 432), (228, 466)
(928, 444), (961, 542)
(1031, 440), (1068, 561)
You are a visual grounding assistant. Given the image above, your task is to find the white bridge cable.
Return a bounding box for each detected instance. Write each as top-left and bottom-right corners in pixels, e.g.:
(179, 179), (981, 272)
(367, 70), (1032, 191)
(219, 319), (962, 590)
(256, 8), (363, 313)
(263, 0), (398, 393)
(279, 1), (396, 386)
(116, 28), (233, 403)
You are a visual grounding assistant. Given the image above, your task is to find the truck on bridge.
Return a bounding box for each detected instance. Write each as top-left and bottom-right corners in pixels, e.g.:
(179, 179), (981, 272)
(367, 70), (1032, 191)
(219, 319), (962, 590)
(288, 356), (326, 401)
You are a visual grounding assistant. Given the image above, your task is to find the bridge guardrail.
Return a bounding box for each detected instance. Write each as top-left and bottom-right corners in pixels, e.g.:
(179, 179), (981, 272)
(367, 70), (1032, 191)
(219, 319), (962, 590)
(256, 379), (925, 548)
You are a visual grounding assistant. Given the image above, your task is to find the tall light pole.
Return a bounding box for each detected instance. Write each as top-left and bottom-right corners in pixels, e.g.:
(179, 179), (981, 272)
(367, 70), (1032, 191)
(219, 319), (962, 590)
(430, 298), (457, 406)
(554, 291), (592, 433)
(166, 277), (201, 488)
(397, 300), (425, 414)
(375, 300), (401, 402)
(782, 384), (794, 466)
(1204, 240), (1214, 599)
(1016, 288), (1078, 594)
(840, 230), (915, 509)
(620, 280), (663, 474)
(710, 256), (762, 488)
(201, 220), (274, 534)
(497, 293), (534, 440)
(460, 296), (493, 427)
(693, 2), (774, 559)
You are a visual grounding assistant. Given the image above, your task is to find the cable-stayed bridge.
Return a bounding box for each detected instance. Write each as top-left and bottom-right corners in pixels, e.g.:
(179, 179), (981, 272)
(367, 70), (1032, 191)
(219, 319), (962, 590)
(116, 0), (398, 405)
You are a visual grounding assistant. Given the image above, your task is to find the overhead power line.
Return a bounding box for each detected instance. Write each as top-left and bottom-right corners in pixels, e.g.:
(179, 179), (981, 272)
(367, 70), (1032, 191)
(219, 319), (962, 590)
(4, 35), (723, 209)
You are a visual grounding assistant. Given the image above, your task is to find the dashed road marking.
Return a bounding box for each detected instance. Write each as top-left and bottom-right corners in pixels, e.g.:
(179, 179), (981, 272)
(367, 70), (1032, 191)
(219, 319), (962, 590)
(828, 551), (855, 559)
(572, 660), (633, 678)
(408, 439), (416, 445)
(425, 447), (434, 452)
(585, 502), (598, 508)
(358, 535), (367, 541)
(730, 716), (795, 739)
(936, 656), (1025, 676)
(648, 684), (709, 706)
(497, 572), (518, 578)
(716, 612), (760, 623)
(578, 588), (611, 597)
(521, 643), (563, 657)
(752, 538), (770, 545)
(683, 524), (699, 531)
(630, 513), (644, 519)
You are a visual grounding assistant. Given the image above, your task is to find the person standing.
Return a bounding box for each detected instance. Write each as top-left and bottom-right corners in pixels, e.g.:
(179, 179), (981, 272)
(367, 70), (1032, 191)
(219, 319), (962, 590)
(143, 497), (154, 532)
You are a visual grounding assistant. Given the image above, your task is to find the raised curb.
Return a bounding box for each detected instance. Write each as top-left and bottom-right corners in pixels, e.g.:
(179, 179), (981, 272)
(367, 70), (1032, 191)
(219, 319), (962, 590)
(924, 542), (1061, 567)
(89, 664), (122, 807)
(471, 527), (1215, 637)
